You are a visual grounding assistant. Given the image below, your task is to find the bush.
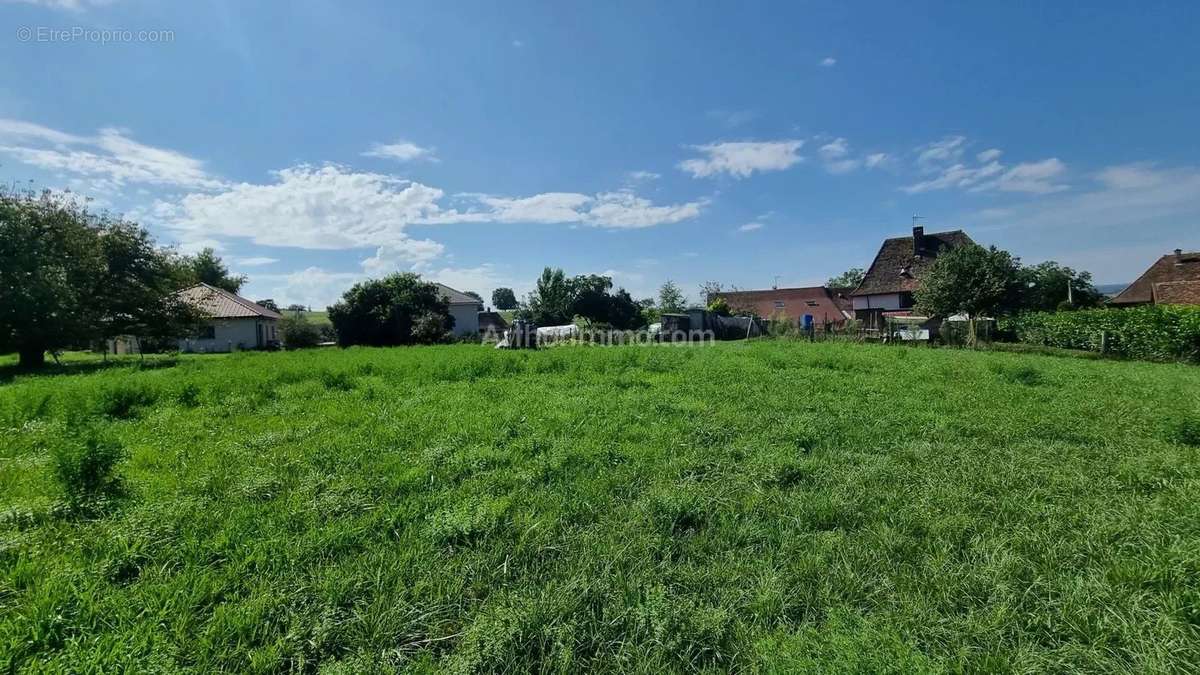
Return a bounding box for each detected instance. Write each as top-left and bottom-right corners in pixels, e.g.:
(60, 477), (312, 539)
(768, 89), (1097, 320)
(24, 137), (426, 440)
(280, 315), (321, 349)
(1002, 305), (1200, 362)
(52, 429), (126, 510)
(411, 311), (452, 344)
(327, 273), (454, 346)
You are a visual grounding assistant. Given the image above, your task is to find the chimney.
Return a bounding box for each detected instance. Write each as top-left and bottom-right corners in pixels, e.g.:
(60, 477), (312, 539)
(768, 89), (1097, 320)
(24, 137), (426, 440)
(1175, 248), (1183, 256)
(912, 226), (924, 256)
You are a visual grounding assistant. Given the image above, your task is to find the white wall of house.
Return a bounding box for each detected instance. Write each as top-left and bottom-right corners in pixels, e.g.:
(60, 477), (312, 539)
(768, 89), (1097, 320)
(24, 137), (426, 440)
(178, 318), (278, 353)
(852, 293), (903, 311)
(449, 303), (481, 336)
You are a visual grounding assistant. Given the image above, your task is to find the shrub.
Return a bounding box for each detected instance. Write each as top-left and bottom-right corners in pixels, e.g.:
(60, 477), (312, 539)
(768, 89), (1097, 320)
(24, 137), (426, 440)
(1002, 305), (1200, 362)
(327, 273), (454, 347)
(51, 429), (126, 510)
(411, 311), (451, 344)
(280, 315), (322, 349)
(95, 382), (157, 419)
(1172, 416), (1200, 447)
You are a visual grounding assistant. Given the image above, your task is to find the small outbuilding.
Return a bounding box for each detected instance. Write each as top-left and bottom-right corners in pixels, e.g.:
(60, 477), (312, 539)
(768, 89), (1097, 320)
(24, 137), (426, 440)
(177, 283), (283, 353)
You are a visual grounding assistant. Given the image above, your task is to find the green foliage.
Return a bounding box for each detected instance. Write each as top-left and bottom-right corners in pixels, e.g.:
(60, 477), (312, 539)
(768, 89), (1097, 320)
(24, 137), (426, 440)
(51, 428), (126, 511)
(174, 247), (246, 294)
(491, 287), (519, 310)
(255, 298), (280, 312)
(1019, 261), (1104, 312)
(1003, 304), (1200, 362)
(658, 280), (686, 314)
(526, 267), (576, 326)
(0, 190), (203, 368)
(2, 343), (1199, 670)
(279, 314), (322, 349)
(826, 267), (865, 289)
(915, 243), (1022, 319)
(707, 297), (732, 317)
(327, 272), (453, 346)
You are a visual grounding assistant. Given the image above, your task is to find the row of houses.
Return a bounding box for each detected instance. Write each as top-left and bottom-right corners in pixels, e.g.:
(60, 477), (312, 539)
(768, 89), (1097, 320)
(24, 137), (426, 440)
(713, 225), (1199, 331)
(174, 225), (1197, 352)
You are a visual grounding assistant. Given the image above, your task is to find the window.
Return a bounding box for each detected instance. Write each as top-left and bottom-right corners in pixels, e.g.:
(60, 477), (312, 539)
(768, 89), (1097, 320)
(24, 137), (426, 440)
(805, 300), (819, 307)
(899, 292), (915, 309)
(773, 301), (786, 309)
(197, 325), (215, 340)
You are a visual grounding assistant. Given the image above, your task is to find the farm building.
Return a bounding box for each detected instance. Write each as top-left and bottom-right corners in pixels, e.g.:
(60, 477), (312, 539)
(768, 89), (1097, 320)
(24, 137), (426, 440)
(711, 286), (853, 327)
(1109, 249), (1200, 306)
(435, 283), (485, 336)
(177, 283), (283, 353)
(851, 226), (974, 329)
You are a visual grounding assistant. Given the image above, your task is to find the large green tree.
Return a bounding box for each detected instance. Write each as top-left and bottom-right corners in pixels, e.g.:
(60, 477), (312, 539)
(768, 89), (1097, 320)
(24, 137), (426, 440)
(658, 280), (687, 314)
(491, 287), (518, 310)
(827, 267), (866, 289)
(327, 273), (453, 346)
(0, 190), (202, 368)
(1018, 261), (1103, 311)
(526, 267), (576, 326)
(915, 244), (1023, 321)
(173, 247), (246, 294)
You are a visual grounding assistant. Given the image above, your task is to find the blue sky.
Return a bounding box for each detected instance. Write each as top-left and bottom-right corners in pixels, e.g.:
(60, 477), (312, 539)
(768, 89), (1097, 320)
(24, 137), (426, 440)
(2, 1), (1198, 307)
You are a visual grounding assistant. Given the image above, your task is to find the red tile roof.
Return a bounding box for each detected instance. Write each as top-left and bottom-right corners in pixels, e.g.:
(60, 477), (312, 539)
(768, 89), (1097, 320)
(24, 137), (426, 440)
(712, 286), (852, 324)
(852, 229), (974, 296)
(1111, 251), (1200, 305)
(177, 283), (283, 320)
(1153, 280), (1200, 305)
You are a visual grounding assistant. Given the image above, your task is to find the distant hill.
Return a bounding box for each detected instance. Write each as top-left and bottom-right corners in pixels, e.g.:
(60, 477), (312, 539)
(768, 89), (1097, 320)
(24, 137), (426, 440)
(1096, 283), (1129, 297)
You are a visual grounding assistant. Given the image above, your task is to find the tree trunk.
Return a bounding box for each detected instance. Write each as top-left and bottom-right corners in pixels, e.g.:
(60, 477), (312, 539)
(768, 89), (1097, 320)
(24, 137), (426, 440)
(18, 346), (46, 369)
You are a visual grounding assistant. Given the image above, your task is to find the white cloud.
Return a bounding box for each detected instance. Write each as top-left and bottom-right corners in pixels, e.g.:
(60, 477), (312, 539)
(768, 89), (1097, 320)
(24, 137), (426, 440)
(904, 136), (1067, 194)
(820, 57), (837, 67)
(153, 164), (445, 250)
(511, 39), (524, 48)
(915, 135), (966, 171)
(864, 152), (890, 169)
(362, 139), (436, 163)
(977, 148), (1003, 163)
(678, 140), (804, 178)
(234, 256), (278, 267)
(819, 138), (850, 160)
(737, 222), (764, 232)
(816, 138), (862, 174)
(249, 267), (363, 310)
(1096, 163), (1166, 190)
(625, 170), (661, 182)
(983, 158), (1068, 194)
(0, 119), (223, 190)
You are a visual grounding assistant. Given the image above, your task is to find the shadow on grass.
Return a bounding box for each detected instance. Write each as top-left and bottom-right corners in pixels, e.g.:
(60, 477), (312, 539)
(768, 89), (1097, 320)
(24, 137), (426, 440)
(0, 356), (179, 384)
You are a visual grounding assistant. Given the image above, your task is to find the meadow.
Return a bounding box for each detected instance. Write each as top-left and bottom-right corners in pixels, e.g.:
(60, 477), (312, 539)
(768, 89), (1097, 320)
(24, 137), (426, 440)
(1, 341), (1198, 672)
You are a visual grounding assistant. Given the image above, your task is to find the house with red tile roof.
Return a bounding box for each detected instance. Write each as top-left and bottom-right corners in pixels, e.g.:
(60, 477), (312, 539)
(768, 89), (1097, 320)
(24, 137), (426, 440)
(710, 286), (853, 327)
(176, 283), (283, 352)
(1110, 249), (1200, 306)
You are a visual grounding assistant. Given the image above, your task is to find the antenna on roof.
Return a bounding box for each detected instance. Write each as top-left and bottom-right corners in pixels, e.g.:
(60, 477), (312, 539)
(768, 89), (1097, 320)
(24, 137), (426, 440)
(773, 275), (780, 290)
(912, 214), (924, 227)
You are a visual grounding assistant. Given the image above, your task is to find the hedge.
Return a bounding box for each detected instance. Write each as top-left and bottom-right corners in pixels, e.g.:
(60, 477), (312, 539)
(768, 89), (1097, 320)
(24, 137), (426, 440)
(1001, 305), (1200, 363)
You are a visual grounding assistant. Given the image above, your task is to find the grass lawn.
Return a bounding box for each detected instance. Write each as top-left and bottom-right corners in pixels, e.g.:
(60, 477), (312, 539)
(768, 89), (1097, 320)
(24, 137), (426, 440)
(1, 341), (1198, 671)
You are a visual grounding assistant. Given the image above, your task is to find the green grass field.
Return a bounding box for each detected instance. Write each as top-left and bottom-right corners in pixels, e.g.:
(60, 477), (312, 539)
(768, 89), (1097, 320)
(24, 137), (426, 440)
(2, 342), (1198, 671)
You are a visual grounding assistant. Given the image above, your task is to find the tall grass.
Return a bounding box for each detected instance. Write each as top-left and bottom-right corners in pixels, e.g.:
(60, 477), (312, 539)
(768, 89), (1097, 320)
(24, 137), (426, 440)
(1, 342), (1198, 671)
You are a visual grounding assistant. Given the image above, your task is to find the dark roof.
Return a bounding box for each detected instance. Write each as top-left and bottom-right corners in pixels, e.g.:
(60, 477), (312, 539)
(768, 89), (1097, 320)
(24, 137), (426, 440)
(1153, 280), (1200, 305)
(1110, 251), (1200, 305)
(713, 286), (852, 323)
(177, 283), (283, 320)
(851, 229), (974, 296)
(435, 283), (484, 306)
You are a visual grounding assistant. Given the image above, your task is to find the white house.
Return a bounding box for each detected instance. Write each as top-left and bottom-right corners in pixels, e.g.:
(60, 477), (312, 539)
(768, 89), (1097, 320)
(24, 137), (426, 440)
(177, 283), (283, 353)
(435, 283), (484, 336)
